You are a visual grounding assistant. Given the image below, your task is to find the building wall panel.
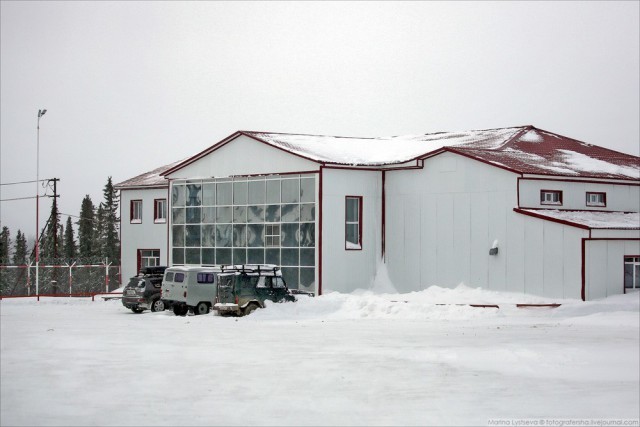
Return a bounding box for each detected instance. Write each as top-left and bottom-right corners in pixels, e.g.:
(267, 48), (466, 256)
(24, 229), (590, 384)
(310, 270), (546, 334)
(519, 179), (639, 211)
(585, 239), (640, 300)
(321, 168), (381, 293)
(119, 188), (169, 283)
(542, 221), (565, 298)
(386, 152), (517, 294)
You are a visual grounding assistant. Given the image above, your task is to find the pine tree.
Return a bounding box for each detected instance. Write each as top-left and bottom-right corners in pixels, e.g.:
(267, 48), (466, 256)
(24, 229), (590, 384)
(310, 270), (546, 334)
(95, 203), (106, 260)
(0, 226), (11, 264)
(63, 216), (77, 260)
(102, 177), (120, 262)
(13, 230), (28, 265)
(42, 196), (62, 263)
(78, 195), (96, 261)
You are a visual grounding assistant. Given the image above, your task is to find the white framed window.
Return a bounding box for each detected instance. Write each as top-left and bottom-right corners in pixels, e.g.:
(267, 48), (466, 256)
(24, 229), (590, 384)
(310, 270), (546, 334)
(130, 200), (142, 223)
(624, 256), (640, 292)
(345, 196), (362, 250)
(137, 249), (160, 274)
(265, 224), (280, 247)
(586, 192), (606, 207)
(540, 190), (562, 206)
(154, 199), (167, 223)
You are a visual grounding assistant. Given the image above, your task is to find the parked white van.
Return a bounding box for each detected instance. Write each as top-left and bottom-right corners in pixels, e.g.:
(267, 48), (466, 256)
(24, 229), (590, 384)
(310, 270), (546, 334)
(161, 266), (223, 316)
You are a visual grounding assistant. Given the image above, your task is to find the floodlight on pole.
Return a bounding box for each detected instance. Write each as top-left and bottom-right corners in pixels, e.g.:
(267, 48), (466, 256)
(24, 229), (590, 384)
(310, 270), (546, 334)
(36, 108), (46, 296)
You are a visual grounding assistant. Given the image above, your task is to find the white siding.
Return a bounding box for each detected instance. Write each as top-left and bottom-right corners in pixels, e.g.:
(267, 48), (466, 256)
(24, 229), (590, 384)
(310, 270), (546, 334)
(166, 135), (320, 179)
(585, 238), (640, 300)
(119, 188), (169, 283)
(385, 152), (593, 299)
(519, 179), (640, 211)
(321, 168), (382, 293)
(386, 152), (518, 293)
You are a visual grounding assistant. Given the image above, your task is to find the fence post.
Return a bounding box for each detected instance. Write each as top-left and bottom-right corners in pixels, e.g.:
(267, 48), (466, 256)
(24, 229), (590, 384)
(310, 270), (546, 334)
(67, 262), (76, 296)
(104, 258), (113, 293)
(27, 262), (32, 296)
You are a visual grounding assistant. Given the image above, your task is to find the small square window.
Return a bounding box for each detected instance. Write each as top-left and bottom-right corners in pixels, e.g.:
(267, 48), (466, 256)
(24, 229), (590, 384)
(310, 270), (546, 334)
(265, 224), (281, 247)
(154, 199), (167, 223)
(540, 190), (562, 206)
(586, 192), (606, 207)
(130, 200), (142, 223)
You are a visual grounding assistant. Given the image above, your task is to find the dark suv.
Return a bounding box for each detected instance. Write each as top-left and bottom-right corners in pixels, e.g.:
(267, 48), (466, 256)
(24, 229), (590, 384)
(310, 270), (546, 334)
(122, 266), (168, 313)
(213, 265), (314, 316)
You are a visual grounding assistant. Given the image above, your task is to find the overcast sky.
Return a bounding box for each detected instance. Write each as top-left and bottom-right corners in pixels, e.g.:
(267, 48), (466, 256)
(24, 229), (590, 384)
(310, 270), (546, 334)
(1, 1), (638, 240)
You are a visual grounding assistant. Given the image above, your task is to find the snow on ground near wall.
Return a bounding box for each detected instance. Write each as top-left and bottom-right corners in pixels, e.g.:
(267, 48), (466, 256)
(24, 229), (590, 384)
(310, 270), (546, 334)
(1, 287), (639, 426)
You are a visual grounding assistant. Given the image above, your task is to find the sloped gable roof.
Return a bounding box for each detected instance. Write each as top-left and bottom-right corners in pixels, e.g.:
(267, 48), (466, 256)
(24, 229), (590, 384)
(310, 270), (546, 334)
(160, 126), (639, 181)
(450, 127), (639, 180)
(115, 160), (182, 189)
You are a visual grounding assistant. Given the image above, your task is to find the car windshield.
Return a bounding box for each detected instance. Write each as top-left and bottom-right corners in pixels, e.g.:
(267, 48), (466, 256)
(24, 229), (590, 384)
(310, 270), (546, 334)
(273, 277), (286, 289)
(218, 275), (234, 288)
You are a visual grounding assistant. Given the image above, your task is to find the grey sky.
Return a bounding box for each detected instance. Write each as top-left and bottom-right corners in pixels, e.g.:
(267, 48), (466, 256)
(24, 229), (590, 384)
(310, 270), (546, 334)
(1, 1), (638, 240)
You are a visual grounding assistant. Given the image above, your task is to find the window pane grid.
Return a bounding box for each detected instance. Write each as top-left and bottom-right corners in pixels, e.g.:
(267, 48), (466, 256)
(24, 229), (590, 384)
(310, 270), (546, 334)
(170, 175), (316, 290)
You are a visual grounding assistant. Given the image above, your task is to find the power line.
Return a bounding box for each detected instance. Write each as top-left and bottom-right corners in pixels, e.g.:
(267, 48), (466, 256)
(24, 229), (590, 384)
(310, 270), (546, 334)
(1, 193), (53, 202)
(1, 195), (39, 202)
(0, 178), (53, 186)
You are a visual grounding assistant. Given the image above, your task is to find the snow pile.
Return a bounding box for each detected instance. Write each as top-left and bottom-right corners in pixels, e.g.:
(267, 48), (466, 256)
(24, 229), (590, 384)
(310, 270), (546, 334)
(252, 283), (595, 322)
(1, 289), (638, 426)
(518, 129), (544, 143)
(369, 260), (397, 294)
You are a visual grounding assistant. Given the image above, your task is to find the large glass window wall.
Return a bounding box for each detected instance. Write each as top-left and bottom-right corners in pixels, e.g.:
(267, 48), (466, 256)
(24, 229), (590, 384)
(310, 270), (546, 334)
(171, 174), (316, 290)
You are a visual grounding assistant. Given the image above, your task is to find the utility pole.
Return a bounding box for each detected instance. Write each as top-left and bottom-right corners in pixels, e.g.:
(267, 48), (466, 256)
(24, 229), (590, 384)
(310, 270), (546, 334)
(50, 178), (60, 294)
(36, 108), (46, 296)
(51, 178), (60, 259)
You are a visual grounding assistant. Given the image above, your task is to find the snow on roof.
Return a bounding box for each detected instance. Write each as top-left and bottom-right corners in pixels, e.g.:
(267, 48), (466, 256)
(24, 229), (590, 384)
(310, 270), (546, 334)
(148, 126), (640, 182)
(115, 160), (182, 189)
(242, 127), (521, 166)
(519, 209), (640, 229)
(451, 128), (639, 180)
(241, 126), (639, 180)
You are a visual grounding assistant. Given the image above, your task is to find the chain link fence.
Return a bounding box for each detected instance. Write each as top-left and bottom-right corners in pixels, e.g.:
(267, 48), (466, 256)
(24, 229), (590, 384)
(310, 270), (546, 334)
(0, 261), (121, 297)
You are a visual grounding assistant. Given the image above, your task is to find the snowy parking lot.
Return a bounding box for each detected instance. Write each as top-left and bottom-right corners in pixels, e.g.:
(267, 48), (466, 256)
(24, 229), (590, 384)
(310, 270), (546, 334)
(1, 286), (639, 426)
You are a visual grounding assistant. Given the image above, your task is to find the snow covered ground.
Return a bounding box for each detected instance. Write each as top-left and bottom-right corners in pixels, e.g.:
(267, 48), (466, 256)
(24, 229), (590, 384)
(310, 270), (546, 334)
(1, 286), (639, 426)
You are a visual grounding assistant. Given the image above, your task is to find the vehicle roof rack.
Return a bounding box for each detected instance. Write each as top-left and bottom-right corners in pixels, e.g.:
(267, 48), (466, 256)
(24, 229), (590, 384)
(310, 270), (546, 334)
(140, 266), (167, 276)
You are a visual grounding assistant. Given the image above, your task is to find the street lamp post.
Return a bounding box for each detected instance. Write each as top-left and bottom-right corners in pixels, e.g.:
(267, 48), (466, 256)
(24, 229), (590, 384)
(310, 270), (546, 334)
(36, 108), (46, 296)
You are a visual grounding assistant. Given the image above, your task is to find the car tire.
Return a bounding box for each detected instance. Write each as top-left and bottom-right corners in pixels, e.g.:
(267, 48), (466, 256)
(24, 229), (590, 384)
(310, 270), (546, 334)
(150, 299), (165, 312)
(131, 307), (144, 314)
(243, 303), (259, 316)
(194, 302), (209, 315)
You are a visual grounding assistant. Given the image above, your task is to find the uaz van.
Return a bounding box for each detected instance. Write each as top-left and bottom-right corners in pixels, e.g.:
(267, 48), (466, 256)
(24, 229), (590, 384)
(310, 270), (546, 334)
(161, 266), (222, 316)
(213, 264), (313, 316)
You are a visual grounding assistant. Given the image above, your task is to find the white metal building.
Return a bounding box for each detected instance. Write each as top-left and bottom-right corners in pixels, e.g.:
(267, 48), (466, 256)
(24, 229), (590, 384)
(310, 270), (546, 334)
(116, 126), (640, 300)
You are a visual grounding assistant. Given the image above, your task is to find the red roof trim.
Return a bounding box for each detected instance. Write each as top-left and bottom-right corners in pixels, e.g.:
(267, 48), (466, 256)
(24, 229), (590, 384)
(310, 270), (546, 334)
(162, 131), (325, 176)
(444, 147), (524, 176)
(116, 184), (168, 191)
(162, 131), (244, 176)
(520, 177), (640, 187)
(513, 208), (591, 230)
